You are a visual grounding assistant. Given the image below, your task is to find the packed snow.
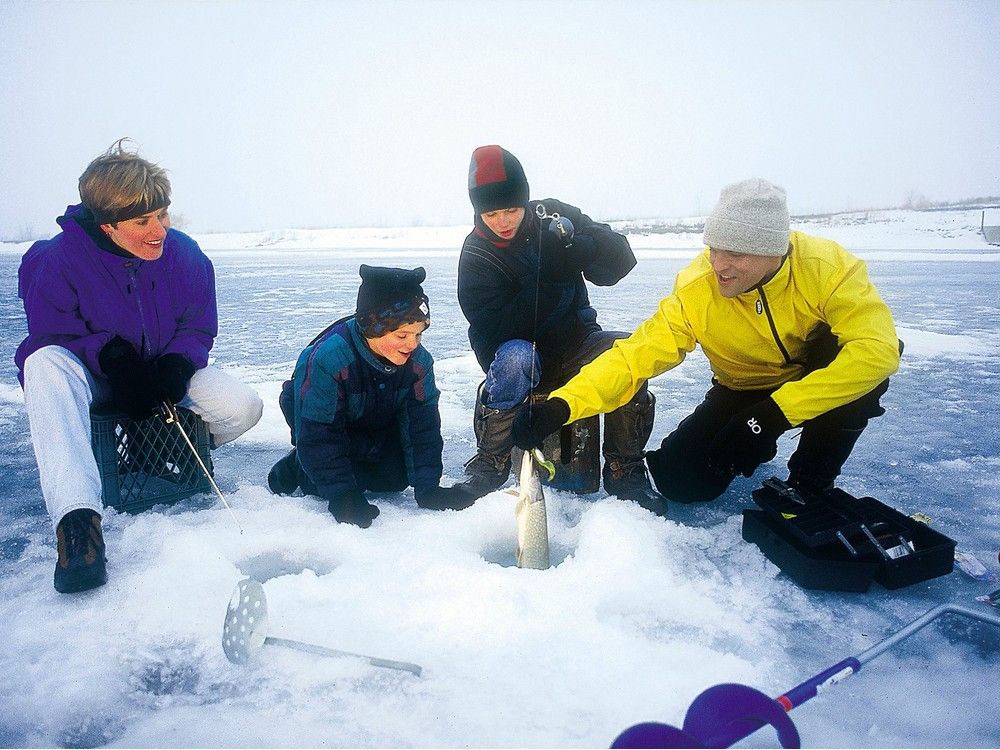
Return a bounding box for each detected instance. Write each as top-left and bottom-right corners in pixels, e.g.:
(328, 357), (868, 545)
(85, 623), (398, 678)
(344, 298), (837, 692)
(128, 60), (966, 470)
(0, 208), (998, 749)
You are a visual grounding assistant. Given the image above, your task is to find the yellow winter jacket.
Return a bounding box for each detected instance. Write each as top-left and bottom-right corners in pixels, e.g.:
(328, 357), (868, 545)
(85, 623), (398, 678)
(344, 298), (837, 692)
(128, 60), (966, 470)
(550, 231), (900, 427)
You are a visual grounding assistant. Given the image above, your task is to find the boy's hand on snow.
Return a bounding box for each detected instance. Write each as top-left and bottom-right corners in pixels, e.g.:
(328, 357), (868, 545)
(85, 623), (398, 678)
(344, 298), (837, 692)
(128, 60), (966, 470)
(707, 397), (790, 478)
(513, 397), (570, 450)
(327, 489), (379, 528)
(98, 335), (159, 421)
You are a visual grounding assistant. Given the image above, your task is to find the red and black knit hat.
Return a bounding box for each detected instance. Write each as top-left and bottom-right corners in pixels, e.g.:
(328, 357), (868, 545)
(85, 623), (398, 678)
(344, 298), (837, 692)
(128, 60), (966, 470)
(468, 145), (529, 214)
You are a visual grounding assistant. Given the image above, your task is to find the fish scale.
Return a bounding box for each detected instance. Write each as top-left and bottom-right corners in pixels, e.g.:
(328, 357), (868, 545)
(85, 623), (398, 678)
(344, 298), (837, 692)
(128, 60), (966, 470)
(515, 450), (550, 570)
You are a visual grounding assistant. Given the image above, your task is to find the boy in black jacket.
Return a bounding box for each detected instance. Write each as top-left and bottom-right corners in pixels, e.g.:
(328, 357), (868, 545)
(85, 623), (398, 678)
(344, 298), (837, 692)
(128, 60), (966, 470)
(455, 145), (665, 516)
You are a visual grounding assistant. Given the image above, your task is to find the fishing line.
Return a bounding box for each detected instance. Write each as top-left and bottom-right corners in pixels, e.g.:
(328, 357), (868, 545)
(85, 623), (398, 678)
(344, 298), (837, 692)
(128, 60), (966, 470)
(528, 204), (547, 421)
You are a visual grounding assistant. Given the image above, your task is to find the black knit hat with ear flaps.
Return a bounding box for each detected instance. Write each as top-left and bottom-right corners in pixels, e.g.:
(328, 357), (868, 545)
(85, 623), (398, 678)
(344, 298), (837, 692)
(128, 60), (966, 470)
(355, 265), (430, 338)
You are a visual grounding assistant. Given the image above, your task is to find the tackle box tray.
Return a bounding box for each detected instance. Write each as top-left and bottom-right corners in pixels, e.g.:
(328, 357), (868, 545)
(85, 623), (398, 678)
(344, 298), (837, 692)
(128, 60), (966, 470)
(741, 478), (955, 592)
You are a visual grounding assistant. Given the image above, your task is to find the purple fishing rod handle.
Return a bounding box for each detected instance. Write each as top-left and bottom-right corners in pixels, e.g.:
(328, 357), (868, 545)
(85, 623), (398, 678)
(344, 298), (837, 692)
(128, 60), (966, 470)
(777, 657), (861, 711)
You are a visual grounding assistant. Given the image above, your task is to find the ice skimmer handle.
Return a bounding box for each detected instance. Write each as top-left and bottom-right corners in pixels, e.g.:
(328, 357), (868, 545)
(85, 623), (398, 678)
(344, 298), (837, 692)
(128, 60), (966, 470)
(264, 636), (423, 676)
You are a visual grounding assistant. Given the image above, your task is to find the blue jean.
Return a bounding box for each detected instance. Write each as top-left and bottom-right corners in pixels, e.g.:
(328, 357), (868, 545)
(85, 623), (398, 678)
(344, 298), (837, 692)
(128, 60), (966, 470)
(482, 331), (638, 409)
(483, 339), (540, 410)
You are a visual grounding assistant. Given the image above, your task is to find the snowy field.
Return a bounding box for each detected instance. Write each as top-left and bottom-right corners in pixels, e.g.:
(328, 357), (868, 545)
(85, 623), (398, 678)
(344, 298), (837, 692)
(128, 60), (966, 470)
(0, 209), (998, 749)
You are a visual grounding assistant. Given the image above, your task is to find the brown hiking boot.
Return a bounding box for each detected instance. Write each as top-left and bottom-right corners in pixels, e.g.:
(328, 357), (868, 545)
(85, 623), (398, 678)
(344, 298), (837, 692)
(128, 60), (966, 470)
(54, 509), (107, 594)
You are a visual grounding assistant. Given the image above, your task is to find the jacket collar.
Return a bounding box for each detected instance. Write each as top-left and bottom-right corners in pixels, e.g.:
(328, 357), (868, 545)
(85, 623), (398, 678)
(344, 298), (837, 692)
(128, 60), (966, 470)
(347, 318), (398, 374)
(752, 252), (791, 296)
(59, 204), (138, 259)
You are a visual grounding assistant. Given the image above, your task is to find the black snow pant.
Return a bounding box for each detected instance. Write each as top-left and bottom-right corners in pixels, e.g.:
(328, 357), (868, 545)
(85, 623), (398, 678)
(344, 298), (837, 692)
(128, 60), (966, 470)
(278, 379), (409, 497)
(296, 433), (410, 496)
(644, 378), (890, 503)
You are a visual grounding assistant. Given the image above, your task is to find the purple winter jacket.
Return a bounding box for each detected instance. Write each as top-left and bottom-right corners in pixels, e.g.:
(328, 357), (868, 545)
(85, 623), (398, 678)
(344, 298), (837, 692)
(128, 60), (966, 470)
(15, 204), (218, 386)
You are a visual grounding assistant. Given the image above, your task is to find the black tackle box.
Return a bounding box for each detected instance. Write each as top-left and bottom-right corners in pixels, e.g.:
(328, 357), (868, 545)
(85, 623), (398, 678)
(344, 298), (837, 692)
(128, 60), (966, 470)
(741, 478), (956, 592)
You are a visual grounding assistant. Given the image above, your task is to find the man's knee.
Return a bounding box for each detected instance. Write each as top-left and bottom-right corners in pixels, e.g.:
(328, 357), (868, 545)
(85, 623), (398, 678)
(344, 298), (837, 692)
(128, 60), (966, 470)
(645, 445), (730, 503)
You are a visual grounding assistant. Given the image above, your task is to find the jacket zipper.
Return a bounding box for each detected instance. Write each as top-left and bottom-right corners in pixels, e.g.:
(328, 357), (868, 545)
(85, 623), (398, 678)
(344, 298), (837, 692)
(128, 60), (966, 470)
(125, 261), (150, 358)
(756, 286), (792, 365)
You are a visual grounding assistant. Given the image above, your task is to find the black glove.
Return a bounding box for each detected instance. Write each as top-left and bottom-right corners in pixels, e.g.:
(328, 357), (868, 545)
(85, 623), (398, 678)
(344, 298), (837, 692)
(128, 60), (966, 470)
(98, 335), (159, 421)
(707, 398), (791, 479)
(538, 224), (598, 282)
(327, 489), (380, 529)
(154, 353), (197, 404)
(513, 397), (570, 450)
(414, 484), (476, 511)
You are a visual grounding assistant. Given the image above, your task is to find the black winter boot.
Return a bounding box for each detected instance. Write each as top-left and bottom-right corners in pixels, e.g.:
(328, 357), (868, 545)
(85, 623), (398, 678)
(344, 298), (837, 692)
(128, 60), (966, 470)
(603, 390), (667, 517)
(604, 459), (668, 517)
(454, 385), (518, 499)
(54, 509), (107, 594)
(787, 426), (865, 494)
(267, 448), (300, 495)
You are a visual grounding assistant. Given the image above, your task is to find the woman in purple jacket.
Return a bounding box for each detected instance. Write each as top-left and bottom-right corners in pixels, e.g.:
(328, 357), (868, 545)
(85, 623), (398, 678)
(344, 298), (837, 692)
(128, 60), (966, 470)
(15, 140), (263, 594)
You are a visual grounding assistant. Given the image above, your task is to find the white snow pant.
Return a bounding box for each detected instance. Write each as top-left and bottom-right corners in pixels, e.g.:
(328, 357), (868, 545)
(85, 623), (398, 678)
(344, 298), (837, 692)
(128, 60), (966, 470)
(23, 345), (263, 529)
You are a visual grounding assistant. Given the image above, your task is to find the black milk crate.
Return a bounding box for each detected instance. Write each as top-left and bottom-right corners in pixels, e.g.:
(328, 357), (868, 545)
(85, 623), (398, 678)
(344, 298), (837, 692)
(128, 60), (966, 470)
(91, 407), (213, 513)
(741, 477), (955, 592)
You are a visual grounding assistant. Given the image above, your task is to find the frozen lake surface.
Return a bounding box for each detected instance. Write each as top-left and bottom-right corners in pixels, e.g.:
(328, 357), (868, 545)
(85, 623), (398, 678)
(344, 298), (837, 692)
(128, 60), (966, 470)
(0, 241), (998, 748)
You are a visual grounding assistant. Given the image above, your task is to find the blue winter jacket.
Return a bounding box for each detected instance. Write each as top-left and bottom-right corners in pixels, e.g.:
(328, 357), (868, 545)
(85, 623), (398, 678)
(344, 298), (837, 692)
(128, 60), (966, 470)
(289, 317), (443, 498)
(15, 204), (217, 385)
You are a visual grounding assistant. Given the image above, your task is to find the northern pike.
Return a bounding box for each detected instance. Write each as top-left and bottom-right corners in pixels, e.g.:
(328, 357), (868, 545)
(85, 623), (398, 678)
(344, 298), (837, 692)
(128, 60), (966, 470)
(515, 449), (551, 570)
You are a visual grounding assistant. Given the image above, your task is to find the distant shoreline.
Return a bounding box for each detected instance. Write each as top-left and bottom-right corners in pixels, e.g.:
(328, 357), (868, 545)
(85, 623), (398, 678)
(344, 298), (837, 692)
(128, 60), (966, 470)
(2, 206), (998, 253)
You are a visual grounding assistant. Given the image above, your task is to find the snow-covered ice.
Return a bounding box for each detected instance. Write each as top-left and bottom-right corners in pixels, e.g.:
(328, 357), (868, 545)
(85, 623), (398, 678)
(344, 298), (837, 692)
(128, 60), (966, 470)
(0, 209), (997, 748)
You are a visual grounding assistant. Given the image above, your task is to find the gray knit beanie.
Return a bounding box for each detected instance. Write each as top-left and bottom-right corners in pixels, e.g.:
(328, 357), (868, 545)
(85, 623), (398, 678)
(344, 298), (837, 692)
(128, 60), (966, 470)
(703, 178), (790, 256)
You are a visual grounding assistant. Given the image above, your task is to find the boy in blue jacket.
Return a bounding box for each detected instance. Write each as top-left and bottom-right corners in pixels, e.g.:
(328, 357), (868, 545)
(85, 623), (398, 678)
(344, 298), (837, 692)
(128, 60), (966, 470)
(268, 265), (473, 527)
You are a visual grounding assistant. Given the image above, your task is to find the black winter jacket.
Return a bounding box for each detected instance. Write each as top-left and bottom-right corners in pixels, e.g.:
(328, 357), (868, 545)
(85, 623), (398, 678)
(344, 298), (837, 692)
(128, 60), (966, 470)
(457, 199), (635, 373)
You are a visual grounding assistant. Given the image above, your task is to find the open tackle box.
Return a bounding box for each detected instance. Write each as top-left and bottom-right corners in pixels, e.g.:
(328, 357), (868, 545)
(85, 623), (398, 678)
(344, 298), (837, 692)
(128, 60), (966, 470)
(741, 477), (956, 592)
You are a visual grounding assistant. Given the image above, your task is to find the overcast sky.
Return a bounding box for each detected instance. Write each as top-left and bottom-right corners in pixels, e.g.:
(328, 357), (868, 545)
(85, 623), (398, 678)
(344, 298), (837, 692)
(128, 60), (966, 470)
(1, 0), (997, 237)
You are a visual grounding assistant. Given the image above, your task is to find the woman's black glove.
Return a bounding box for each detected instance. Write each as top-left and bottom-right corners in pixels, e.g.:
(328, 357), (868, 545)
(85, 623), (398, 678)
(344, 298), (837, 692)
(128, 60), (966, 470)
(327, 489), (380, 529)
(415, 484), (476, 511)
(98, 335), (159, 421)
(154, 353), (196, 404)
(512, 397), (570, 450)
(707, 398), (791, 478)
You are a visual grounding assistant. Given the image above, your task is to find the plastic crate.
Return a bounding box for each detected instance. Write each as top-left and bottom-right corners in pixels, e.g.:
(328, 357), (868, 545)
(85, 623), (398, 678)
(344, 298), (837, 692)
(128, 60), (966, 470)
(741, 477), (955, 592)
(91, 408), (214, 513)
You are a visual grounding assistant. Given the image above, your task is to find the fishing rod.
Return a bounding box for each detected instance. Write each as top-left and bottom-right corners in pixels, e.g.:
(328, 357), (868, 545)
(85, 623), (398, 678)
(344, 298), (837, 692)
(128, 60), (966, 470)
(529, 203), (574, 463)
(157, 400), (244, 534)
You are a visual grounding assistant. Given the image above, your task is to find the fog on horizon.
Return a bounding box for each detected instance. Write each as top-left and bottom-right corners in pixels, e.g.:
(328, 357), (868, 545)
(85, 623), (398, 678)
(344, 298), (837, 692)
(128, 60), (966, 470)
(1, 0), (998, 239)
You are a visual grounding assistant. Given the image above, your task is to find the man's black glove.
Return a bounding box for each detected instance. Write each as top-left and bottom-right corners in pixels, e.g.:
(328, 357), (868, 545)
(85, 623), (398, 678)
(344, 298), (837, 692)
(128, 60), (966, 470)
(707, 398), (791, 479)
(538, 225), (598, 282)
(327, 489), (380, 529)
(513, 397), (570, 450)
(154, 353), (197, 404)
(414, 484), (476, 511)
(98, 335), (159, 421)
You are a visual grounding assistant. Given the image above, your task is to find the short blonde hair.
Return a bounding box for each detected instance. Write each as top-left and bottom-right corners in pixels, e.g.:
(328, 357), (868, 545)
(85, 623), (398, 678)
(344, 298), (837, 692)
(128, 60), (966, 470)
(78, 138), (171, 225)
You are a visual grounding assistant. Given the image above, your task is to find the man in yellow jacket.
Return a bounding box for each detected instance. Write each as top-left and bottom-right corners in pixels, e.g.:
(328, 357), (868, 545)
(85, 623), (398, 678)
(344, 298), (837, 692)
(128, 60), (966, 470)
(513, 178), (900, 507)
